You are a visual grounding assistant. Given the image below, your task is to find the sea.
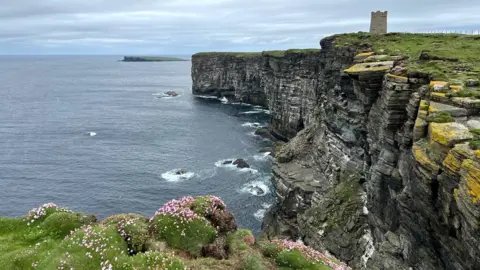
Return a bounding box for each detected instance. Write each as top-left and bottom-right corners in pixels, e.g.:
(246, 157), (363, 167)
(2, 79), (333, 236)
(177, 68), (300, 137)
(0, 55), (275, 234)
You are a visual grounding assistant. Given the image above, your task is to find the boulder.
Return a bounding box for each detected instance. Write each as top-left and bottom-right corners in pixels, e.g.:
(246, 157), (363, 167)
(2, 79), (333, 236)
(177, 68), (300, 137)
(465, 79), (479, 87)
(233, 159), (250, 168)
(164, 91), (179, 97)
(201, 236), (228, 260)
(175, 169), (187, 175)
(254, 128), (276, 141)
(209, 209), (237, 233)
(259, 147), (275, 157)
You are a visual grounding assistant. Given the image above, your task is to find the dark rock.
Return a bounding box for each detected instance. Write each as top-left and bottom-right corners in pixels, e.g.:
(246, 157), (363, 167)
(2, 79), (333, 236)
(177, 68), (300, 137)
(209, 209), (237, 233)
(201, 236), (228, 260)
(254, 128), (276, 141)
(233, 159), (249, 168)
(174, 169), (187, 175)
(164, 91), (179, 97)
(465, 79), (479, 87)
(419, 51), (458, 62)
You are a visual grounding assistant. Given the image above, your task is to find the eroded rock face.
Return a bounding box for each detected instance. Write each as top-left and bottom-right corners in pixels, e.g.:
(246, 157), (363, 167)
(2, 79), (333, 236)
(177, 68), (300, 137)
(192, 35), (480, 269)
(192, 50), (323, 139)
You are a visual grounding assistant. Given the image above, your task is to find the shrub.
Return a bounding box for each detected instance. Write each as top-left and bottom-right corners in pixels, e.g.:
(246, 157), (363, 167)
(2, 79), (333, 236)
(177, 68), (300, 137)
(25, 203), (72, 225)
(425, 112), (455, 123)
(41, 212), (95, 239)
(150, 197), (218, 256)
(241, 253), (265, 270)
(103, 214), (150, 254)
(262, 243), (282, 258)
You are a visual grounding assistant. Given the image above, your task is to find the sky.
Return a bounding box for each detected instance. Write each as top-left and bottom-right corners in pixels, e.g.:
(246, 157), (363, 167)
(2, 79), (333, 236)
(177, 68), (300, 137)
(0, 0), (479, 55)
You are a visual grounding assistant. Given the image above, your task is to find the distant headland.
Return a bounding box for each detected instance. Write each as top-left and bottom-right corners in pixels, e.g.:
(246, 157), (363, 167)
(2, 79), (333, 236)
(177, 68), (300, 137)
(121, 56), (189, 62)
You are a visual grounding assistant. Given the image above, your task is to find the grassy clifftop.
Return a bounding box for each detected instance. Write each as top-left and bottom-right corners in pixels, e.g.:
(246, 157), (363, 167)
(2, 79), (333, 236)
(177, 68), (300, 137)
(193, 48), (320, 58)
(334, 32), (480, 81)
(0, 196), (349, 270)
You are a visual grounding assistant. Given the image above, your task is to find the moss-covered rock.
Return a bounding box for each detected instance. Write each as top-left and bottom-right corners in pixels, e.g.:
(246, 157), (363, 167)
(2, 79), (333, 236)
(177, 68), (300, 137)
(227, 229), (255, 253)
(103, 214), (150, 254)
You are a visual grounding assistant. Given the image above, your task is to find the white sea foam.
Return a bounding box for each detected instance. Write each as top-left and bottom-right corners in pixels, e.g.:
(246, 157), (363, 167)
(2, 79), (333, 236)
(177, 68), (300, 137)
(230, 102), (253, 106)
(253, 152), (272, 161)
(193, 95), (220, 100)
(240, 180), (270, 196)
(254, 209), (266, 221)
(241, 122), (261, 128)
(240, 108), (271, 115)
(214, 159), (258, 174)
(253, 203), (273, 220)
(261, 203), (272, 209)
(220, 97), (228, 104)
(161, 169), (195, 182)
(87, 132), (97, 137)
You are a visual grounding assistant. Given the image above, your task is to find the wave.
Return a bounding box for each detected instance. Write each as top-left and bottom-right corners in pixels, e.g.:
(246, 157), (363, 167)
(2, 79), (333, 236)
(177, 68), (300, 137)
(193, 95), (220, 100)
(241, 122), (261, 128)
(220, 97), (229, 104)
(161, 169), (195, 182)
(214, 159), (258, 174)
(240, 180), (270, 196)
(253, 152), (272, 161)
(239, 108), (270, 115)
(253, 202), (273, 221)
(87, 132), (97, 137)
(254, 209), (267, 221)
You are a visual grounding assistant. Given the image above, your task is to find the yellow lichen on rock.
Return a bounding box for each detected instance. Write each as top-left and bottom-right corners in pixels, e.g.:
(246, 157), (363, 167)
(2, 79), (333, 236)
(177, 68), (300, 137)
(430, 81), (448, 87)
(431, 92), (449, 103)
(454, 188), (459, 201)
(443, 144), (473, 173)
(450, 85), (464, 91)
(413, 143), (441, 172)
(344, 61), (394, 74)
(461, 159), (480, 203)
(429, 122), (473, 147)
(356, 52), (374, 57)
(475, 150), (480, 159)
(386, 73), (408, 83)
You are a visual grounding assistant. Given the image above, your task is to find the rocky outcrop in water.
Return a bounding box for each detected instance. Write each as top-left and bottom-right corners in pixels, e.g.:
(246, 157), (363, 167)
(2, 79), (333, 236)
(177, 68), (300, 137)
(192, 34), (480, 269)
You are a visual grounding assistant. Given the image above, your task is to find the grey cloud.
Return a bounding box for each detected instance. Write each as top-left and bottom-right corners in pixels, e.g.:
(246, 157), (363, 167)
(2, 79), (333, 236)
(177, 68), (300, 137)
(1, 0), (479, 54)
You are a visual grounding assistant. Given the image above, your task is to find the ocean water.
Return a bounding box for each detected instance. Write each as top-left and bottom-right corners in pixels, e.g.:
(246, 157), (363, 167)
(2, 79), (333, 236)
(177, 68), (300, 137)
(0, 55), (274, 233)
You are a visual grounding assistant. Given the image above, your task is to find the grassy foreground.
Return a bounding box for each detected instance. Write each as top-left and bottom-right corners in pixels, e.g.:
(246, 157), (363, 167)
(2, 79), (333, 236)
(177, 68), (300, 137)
(0, 196), (349, 270)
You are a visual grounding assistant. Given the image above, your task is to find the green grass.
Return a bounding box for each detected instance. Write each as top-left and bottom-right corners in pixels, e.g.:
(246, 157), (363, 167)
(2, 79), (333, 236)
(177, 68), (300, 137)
(240, 253), (265, 270)
(193, 48), (320, 58)
(334, 32), (480, 81)
(0, 197), (351, 269)
(425, 112), (456, 123)
(226, 229), (254, 253)
(151, 215), (217, 257)
(123, 56), (188, 62)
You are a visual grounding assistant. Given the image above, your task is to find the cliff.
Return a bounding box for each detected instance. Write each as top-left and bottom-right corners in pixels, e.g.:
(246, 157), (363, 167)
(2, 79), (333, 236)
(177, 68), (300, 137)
(192, 49), (321, 139)
(122, 56), (188, 62)
(192, 33), (480, 269)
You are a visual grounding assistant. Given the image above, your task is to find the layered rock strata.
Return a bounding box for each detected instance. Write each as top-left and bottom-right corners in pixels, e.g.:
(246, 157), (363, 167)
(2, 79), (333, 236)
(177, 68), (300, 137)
(192, 35), (480, 269)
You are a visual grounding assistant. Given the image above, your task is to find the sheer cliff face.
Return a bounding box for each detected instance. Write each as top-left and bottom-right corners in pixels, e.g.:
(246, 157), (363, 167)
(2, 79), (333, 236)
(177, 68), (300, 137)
(192, 51), (322, 139)
(192, 35), (480, 270)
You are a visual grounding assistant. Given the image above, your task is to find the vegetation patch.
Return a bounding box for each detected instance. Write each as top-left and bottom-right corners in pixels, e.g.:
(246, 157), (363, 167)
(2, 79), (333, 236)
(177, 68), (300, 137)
(425, 112), (455, 123)
(334, 33), (480, 81)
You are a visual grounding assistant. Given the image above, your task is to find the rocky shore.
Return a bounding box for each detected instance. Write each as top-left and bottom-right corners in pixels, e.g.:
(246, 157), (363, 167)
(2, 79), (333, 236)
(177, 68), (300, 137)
(192, 33), (480, 269)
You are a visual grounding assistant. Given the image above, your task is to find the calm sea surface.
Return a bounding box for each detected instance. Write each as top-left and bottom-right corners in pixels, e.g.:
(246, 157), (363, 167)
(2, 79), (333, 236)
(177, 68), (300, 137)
(0, 55), (274, 233)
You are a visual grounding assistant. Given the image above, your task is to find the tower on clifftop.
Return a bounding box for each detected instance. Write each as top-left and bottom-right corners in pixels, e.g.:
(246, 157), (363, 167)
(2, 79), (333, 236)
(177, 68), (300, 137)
(370, 11), (388, 34)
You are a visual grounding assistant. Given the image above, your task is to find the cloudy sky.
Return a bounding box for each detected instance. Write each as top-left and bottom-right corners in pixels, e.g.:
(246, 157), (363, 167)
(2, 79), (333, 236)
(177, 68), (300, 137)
(1, 0), (479, 55)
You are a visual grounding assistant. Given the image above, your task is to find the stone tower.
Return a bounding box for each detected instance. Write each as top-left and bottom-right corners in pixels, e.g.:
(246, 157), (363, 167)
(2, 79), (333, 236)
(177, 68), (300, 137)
(370, 11), (388, 34)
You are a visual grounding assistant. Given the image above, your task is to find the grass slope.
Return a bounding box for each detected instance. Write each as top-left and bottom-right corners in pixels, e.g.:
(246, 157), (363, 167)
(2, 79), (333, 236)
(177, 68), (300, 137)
(0, 197), (350, 270)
